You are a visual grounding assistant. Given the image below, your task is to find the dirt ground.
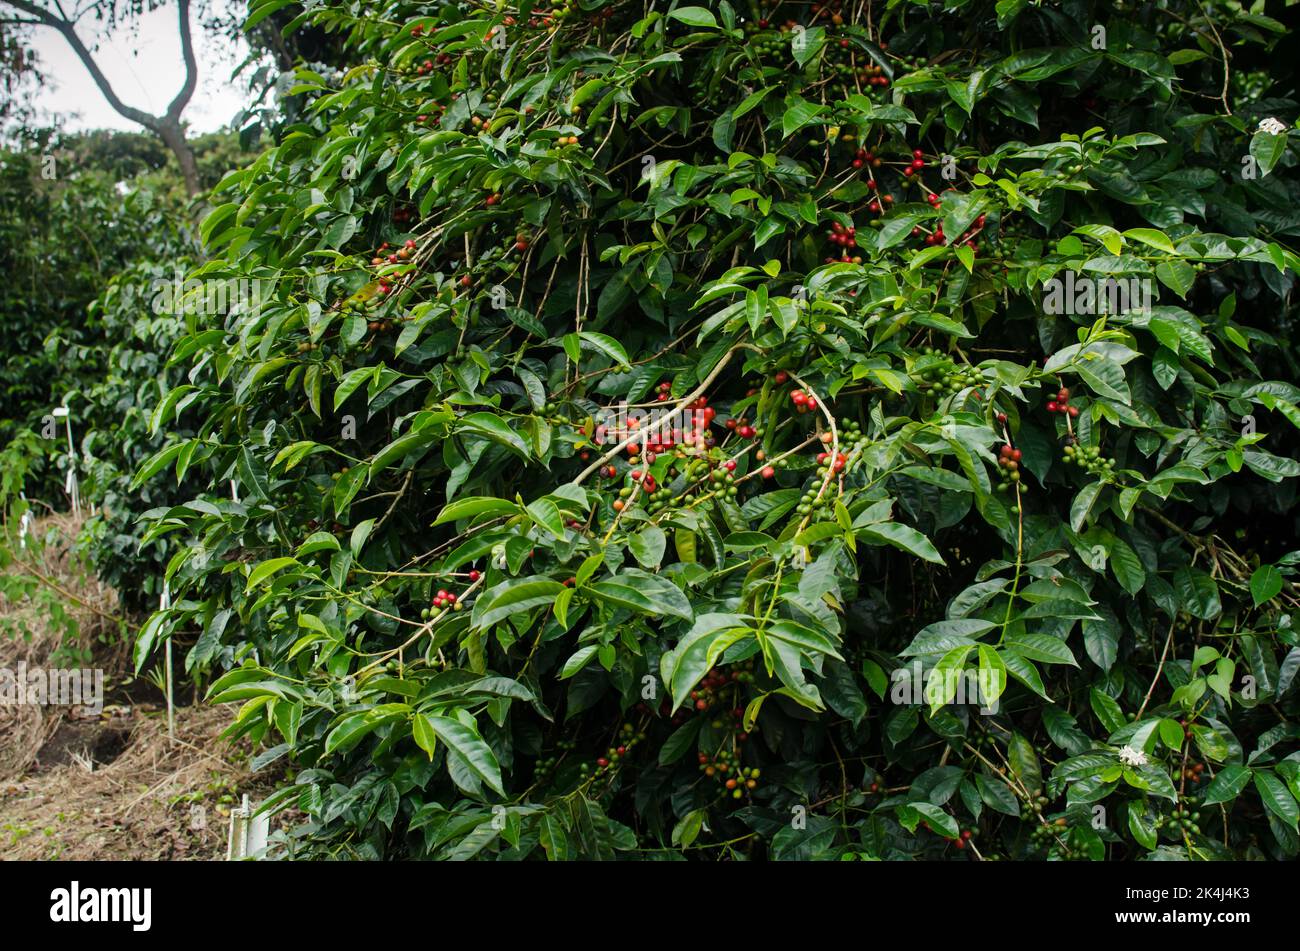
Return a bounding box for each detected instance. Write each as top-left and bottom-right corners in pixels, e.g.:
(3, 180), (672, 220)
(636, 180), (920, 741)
(0, 514), (281, 860)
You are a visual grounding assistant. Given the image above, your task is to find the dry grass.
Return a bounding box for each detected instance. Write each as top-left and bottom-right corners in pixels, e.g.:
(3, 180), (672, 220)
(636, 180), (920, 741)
(0, 513), (283, 860)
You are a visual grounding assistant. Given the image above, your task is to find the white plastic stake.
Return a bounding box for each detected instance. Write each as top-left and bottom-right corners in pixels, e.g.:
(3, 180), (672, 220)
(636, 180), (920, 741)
(53, 407), (80, 518)
(227, 794), (270, 860)
(17, 493), (32, 549)
(161, 584), (175, 742)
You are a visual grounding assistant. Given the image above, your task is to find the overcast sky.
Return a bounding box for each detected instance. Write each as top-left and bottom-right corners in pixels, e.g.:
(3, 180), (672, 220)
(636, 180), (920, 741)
(25, 0), (251, 134)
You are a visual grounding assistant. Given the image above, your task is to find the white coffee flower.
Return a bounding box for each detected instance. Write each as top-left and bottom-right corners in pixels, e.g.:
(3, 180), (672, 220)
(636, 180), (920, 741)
(1118, 745), (1148, 767)
(1258, 117), (1288, 136)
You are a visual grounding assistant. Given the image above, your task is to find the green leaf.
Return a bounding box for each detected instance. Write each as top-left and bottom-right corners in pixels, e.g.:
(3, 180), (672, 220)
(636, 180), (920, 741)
(1154, 260), (1195, 298)
(667, 6), (717, 28)
(1090, 687), (1126, 733)
(1249, 131), (1287, 177)
(591, 569), (693, 620)
(1076, 359), (1130, 404)
(1005, 631), (1078, 666)
(628, 525), (668, 568)
(1128, 801), (1157, 850)
(412, 713), (438, 760)
(928, 646), (972, 714)
(781, 97), (824, 138)
(559, 645), (599, 679)
(1109, 538), (1146, 594)
(671, 808), (707, 847)
(246, 557), (299, 589)
(856, 521), (945, 565)
(1070, 481), (1103, 532)
(526, 498), (567, 538)
(660, 613), (749, 710)
(1202, 764), (1252, 805)
(459, 412), (531, 460)
(1122, 228), (1176, 253)
(1251, 565), (1284, 606)
(1008, 732), (1042, 795)
(908, 802), (959, 839)
(1254, 769), (1298, 829)
(975, 774), (1020, 816)
(1158, 718), (1185, 751)
(578, 331), (632, 368)
(434, 496), (523, 525)
(472, 577), (566, 628)
(1173, 566), (1221, 620)
(421, 715), (505, 796)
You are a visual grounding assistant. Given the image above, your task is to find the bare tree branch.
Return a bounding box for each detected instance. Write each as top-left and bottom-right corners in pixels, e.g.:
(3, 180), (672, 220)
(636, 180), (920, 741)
(4, 0), (203, 194)
(6, 0), (158, 129)
(164, 0), (197, 120)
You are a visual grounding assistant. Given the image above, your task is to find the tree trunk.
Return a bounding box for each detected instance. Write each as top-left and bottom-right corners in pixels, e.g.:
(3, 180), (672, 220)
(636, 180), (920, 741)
(157, 119), (200, 197)
(7, 0), (203, 196)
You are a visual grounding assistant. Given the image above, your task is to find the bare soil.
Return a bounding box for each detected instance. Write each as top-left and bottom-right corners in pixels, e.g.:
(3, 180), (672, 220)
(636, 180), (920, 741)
(0, 514), (283, 860)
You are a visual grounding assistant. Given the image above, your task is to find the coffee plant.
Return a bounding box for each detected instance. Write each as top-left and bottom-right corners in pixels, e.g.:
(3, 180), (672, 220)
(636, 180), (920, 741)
(130, 0), (1300, 859)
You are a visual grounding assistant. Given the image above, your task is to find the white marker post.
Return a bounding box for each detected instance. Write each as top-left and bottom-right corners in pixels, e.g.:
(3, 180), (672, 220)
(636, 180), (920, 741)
(227, 794), (270, 860)
(52, 407), (80, 518)
(17, 492), (31, 549)
(160, 584), (175, 742)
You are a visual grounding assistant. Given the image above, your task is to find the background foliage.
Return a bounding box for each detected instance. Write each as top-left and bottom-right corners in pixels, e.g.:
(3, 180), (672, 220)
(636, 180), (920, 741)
(6, 0), (1300, 861)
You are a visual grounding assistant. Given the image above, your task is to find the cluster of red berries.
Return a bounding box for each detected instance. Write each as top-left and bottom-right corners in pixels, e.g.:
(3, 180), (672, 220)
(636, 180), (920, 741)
(523, 10), (562, 29)
(919, 202), (986, 250)
(951, 212), (988, 250)
(851, 147), (883, 170)
(902, 148), (927, 178)
(863, 179), (896, 215)
(484, 192), (501, 207)
(414, 53), (451, 75)
(686, 394), (716, 421)
(858, 63), (891, 87)
(367, 239), (421, 298)
(698, 751), (760, 799)
(824, 221), (863, 264)
(613, 468), (659, 513)
(689, 667), (752, 712)
(724, 416), (758, 439)
(810, 0), (846, 23)
(585, 724), (643, 776)
(420, 586), (464, 618)
(816, 432), (849, 472)
(371, 238), (417, 267)
(948, 828), (976, 850)
(790, 389), (820, 412)
(1046, 386), (1079, 417)
(996, 444), (1023, 492)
